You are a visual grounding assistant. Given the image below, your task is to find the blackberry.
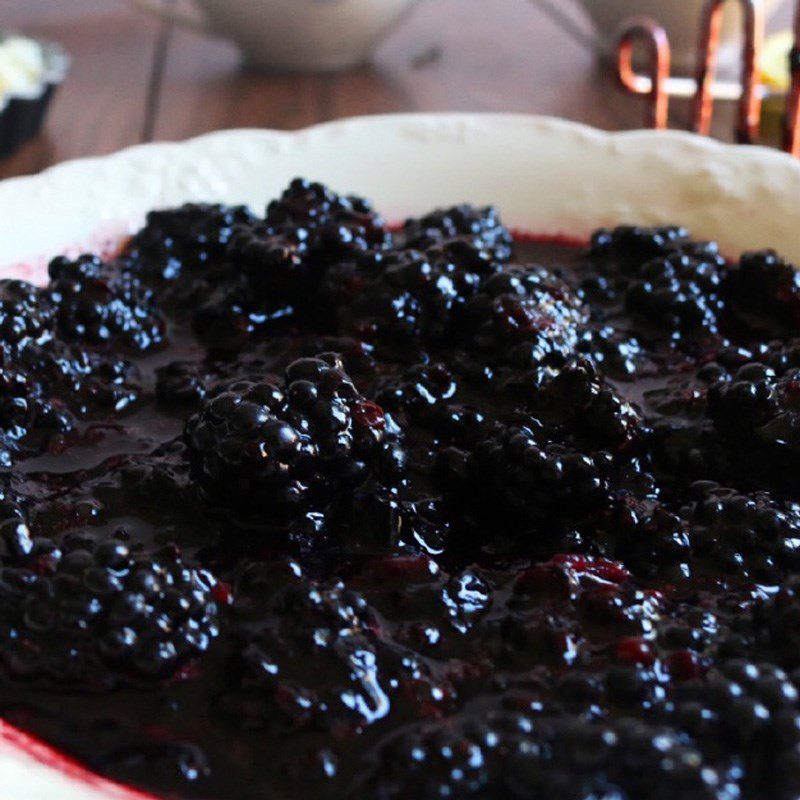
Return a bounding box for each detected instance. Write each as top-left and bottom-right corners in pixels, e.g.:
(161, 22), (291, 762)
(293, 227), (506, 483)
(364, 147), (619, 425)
(11, 344), (142, 419)
(598, 496), (692, 580)
(529, 360), (643, 451)
(707, 362), (779, 432)
(442, 417), (610, 547)
(666, 662), (800, 797)
(360, 712), (728, 800)
(588, 225), (691, 271)
(185, 353), (400, 516)
(228, 222), (311, 298)
(683, 481), (800, 582)
(230, 178), (392, 303)
(51, 348), (142, 417)
(705, 361), (800, 493)
(0, 368), (74, 467)
(267, 179), (388, 241)
(0, 279), (52, 358)
(46, 255), (167, 353)
(325, 248), (484, 347)
(643, 363), (737, 488)
(724, 249), (800, 336)
(462, 265), (586, 368)
(225, 560), (396, 733)
(231, 179), (391, 292)
(0, 538), (219, 686)
(625, 252), (725, 335)
(403, 204), (514, 262)
(190, 275), (295, 354)
(126, 202), (257, 282)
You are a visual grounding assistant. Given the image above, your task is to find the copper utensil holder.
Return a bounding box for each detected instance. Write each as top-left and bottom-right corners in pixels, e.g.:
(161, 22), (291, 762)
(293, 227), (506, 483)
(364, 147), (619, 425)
(617, 0), (800, 153)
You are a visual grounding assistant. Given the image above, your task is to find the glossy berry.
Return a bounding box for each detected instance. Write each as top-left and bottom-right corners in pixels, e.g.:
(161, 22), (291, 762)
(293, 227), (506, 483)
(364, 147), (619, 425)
(529, 359), (643, 451)
(325, 247), (490, 347)
(625, 252), (725, 334)
(442, 417), (609, 548)
(126, 202), (257, 281)
(462, 265), (586, 367)
(683, 481), (800, 581)
(0, 368), (74, 467)
(46, 255), (167, 352)
(403, 204), (514, 262)
(185, 353), (400, 515)
(588, 225), (691, 270)
(0, 279), (52, 357)
(724, 249), (800, 336)
(0, 539), (219, 686)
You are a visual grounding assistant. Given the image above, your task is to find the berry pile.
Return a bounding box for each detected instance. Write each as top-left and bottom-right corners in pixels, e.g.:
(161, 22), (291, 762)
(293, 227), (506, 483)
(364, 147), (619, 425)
(0, 191), (799, 800)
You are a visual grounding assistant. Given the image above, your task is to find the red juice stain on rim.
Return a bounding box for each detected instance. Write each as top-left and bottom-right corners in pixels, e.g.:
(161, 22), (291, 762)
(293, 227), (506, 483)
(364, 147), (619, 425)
(509, 230), (587, 248)
(0, 225), (585, 798)
(0, 720), (157, 800)
(2, 223), (132, 284)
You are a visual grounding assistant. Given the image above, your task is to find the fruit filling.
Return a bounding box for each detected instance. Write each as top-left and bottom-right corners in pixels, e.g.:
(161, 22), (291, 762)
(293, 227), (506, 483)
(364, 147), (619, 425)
(1, 179), (800, 800)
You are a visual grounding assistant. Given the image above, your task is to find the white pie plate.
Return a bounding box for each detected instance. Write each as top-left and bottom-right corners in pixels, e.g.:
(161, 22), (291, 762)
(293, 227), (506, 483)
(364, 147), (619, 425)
(1, 112), (800, 799)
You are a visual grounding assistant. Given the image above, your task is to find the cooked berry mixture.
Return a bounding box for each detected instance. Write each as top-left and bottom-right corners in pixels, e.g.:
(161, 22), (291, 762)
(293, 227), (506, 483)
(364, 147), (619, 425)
(3, 180), (800, 800)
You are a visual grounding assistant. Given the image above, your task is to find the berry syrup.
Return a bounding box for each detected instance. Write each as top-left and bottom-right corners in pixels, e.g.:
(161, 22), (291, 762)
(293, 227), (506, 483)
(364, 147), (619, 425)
(1, 182), (800, 800)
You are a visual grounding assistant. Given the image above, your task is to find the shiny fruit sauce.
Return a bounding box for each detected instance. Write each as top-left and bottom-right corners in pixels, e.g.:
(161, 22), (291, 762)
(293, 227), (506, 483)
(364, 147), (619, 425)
(2, 179), (800, 800)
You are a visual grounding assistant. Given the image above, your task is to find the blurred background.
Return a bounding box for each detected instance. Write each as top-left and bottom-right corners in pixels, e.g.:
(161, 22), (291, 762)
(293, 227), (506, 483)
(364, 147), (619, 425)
(1, 0), (797, 180)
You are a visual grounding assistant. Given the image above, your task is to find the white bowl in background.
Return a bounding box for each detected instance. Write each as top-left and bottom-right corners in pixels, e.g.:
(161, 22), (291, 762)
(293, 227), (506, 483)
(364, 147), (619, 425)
(121, 0), (421, 71)
(2, 113), (800, 798)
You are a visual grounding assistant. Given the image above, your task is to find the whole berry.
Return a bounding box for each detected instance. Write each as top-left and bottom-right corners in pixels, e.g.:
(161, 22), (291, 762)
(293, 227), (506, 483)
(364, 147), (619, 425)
(625, 252), (725, 335)
(126, 202), (257, 281)
(403, 204), (513, 262)
(46, 255), (167, 353)
(724, 249), (800, 336)
(0, 539), (219, 686)
(185, 353), (401, 516)
(462, 266), (586, 368)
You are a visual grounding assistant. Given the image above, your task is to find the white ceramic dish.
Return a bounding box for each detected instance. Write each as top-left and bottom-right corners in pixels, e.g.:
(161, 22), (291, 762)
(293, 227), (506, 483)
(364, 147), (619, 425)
(2, 112), (800, 799)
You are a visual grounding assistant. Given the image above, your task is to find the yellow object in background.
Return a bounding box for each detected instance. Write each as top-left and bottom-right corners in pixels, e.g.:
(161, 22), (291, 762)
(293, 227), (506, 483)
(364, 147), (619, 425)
(760, 30), (794, 143)
(761, 30), (794, 92)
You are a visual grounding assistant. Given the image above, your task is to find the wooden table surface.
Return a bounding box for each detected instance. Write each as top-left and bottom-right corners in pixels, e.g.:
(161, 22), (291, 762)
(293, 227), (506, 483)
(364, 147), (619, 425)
(1, 0), (796, 181)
